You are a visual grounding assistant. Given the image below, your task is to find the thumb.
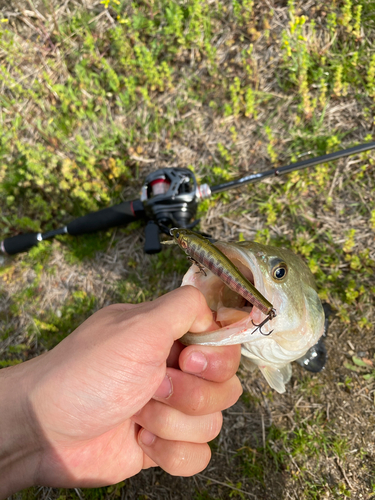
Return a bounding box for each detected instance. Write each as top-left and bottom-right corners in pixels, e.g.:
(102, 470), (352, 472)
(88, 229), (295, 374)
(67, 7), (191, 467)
(110, 286), (216, 353)
(149, 285), (216, 338)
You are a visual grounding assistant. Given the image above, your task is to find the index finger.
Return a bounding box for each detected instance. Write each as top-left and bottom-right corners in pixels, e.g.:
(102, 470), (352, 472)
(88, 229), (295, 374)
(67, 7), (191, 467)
(179, 344), (242, 382)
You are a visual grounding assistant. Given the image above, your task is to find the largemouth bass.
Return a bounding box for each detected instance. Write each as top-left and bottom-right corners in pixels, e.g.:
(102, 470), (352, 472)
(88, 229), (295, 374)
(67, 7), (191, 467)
(179, 239), (325, 393)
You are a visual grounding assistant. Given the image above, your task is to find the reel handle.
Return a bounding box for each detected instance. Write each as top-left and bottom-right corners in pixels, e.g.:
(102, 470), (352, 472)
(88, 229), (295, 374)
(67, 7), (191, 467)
(144, 220), (161, 254)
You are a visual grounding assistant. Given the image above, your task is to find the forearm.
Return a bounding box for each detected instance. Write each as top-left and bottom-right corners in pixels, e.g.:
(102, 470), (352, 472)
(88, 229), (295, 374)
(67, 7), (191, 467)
(0, 359), (41, 498)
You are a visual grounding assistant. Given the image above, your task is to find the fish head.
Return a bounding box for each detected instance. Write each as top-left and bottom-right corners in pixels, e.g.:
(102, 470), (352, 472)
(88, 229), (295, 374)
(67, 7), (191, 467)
(181, 240), (325, 391)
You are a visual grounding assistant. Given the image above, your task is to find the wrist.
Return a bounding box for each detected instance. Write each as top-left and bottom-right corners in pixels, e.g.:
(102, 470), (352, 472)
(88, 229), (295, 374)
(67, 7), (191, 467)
(0, 358), (43, 498)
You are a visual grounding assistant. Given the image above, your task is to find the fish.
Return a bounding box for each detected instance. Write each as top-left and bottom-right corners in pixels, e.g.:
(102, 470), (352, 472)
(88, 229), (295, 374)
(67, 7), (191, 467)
(179, 239), (325, 393)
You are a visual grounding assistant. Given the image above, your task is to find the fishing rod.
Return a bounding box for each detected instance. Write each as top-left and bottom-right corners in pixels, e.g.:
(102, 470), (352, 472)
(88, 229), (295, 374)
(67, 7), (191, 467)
(1, 141), (375, 256)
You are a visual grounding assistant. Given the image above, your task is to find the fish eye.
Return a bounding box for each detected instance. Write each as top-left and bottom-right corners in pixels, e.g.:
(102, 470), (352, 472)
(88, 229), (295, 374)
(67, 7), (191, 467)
(272, 262), (288, 281)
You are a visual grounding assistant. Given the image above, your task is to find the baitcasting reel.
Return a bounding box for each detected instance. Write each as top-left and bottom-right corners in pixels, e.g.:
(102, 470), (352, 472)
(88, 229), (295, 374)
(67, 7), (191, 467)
(140, 168), (210, 253)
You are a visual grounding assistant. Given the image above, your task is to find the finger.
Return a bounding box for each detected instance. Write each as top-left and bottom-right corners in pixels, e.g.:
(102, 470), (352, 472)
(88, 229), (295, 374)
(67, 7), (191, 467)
(167, 341), (185, 369)
(179, 344), (241, 382)
(117, 286), (218, 345)
(138, 429), (211, 477)
(107, 303), (144, 312)
(153, 368), (242, 416)
(141, 455), (158, 470)
(132, 399), (222, 443)
(157, 286), (218, 335)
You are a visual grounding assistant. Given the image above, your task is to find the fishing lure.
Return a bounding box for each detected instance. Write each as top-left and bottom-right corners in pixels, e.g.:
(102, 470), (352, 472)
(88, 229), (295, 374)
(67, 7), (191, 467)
(170, 228), (276, 335)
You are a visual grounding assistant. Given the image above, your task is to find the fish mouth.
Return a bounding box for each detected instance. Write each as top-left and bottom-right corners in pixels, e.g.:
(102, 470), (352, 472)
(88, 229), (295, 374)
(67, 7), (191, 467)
(181, 242), (268, 336)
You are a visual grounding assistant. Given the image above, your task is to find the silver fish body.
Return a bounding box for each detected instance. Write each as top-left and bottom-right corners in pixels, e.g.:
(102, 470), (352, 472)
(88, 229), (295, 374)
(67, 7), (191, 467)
(181, 240), (325, 393)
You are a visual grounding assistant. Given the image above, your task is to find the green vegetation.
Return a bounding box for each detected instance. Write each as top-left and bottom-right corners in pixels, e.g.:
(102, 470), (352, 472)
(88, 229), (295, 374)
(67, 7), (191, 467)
(1, 0), (375, 498)
(231, 414), (350, 498)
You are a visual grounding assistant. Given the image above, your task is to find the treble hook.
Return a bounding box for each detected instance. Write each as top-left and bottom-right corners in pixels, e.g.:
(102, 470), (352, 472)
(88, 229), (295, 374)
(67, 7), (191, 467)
(251, 308), (276, 336)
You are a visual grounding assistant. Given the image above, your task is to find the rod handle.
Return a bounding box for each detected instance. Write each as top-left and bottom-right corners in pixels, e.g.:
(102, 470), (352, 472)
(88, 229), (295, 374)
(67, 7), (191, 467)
(2, 233), (42, 255)
(1, 200), (145, 255)
(66, 200), (144, 235)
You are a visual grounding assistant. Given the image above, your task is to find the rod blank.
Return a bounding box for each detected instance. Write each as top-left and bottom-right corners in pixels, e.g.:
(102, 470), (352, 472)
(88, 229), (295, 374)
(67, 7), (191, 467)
(211, 141), (375, 194)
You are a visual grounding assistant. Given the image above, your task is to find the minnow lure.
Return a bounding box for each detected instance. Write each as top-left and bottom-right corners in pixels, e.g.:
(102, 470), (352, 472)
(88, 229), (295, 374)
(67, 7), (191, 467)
(170, 228), (276, 333)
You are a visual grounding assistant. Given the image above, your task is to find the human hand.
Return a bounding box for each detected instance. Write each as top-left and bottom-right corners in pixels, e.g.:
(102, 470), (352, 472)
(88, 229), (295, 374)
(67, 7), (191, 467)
(1, 286), (242, 495)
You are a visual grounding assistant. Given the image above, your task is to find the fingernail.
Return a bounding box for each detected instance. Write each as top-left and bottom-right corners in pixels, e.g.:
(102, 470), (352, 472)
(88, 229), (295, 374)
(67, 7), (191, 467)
(140, 429), (156, 446)
(153, 374), (173, 399)
(185, 351), (208, 374)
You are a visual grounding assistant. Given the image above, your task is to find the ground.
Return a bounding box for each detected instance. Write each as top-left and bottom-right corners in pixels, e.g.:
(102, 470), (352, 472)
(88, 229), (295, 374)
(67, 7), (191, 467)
(0, 0), (375, 498)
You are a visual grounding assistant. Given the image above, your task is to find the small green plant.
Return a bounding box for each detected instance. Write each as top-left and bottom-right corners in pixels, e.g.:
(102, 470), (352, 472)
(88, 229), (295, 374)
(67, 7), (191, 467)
(264, 126), (278, 164)
(217, 144), (233, 166)
(333, 64), (347, 97)
(245, 87), (257, 118)
(228, 77), (242, 117)
(233, 0), (254, 26)
(367, 54), (375, 96)
(327, 12), (337, 35)
(341, 0), (353, 31)
(345, 354), (375, 383)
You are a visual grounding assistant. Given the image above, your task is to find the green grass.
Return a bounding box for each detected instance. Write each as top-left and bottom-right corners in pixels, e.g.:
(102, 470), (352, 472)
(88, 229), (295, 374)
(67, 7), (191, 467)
(232, 414), (349, 498)
(1, 0), (375, 498)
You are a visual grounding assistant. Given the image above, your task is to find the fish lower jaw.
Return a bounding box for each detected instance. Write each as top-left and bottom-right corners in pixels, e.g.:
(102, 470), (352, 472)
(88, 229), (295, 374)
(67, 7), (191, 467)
(213, 304), (266, 330)
(209, 304), (278, 340)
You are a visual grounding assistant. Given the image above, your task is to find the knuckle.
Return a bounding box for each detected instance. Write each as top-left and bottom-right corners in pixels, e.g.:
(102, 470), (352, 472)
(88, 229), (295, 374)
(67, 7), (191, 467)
(182, 284), (203, 302)
(180, 286), (204, 312)
(231, 376), (243, 401)
(219, 346), (241, 374)
(160, 410), (178, 436)
(205, 412), (223, 440)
